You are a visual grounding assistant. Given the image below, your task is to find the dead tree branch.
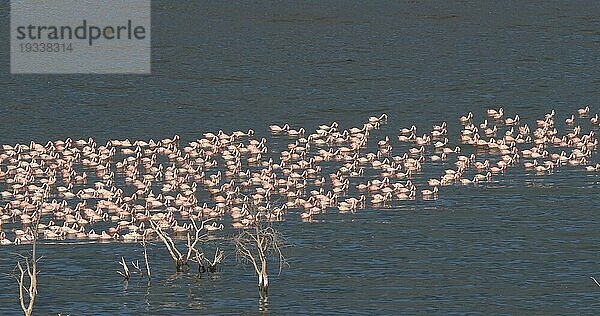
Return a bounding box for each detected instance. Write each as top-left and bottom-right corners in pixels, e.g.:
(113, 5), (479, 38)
(234, 204), (288, 295)
(141, 236), (151, 279)
(150, 218), (211, 272)
(116, 256), (131, 280)
(14, 215), (41, 316)
(205, 247), (225, 272)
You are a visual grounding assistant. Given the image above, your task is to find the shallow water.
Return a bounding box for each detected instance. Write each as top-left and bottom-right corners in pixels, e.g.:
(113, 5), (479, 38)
(1, 1), (600, 314)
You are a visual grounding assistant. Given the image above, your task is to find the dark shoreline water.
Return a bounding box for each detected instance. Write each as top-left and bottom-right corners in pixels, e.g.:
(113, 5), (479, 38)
(1, 1), (600, 314)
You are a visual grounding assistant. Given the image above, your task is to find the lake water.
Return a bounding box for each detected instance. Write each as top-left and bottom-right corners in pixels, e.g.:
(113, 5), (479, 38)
(0, 1), (599, 314)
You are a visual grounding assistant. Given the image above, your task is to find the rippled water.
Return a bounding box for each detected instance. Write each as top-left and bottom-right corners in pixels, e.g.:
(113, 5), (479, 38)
(1, 1), (600, 314)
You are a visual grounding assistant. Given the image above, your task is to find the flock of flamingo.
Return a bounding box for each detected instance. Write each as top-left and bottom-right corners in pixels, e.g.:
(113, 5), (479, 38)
(0, 106), (598, 245)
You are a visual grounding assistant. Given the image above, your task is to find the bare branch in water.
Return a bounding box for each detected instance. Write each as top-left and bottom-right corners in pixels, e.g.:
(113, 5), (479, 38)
(117, 256), (131, 280)
(141, 236), (151, 279)
(234, 202), (289, 295)
(591, 276), (600, 288)
(150, 218), (212, 272)
(205, 247), (225, 272)
(131, 260), (143, 276)
(15, 213), (41, 316)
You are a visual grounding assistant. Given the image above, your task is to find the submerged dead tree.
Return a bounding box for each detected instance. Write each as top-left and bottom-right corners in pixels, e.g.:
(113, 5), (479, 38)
(196, 247), (225, 274)
(116, 256), (131, 281)
(141, 235), (151, 279)
(116, 237), (152, 283)
(234, 213), (288, 295)
(150, 218), (213, 272)
(13, 217), (41, 316)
